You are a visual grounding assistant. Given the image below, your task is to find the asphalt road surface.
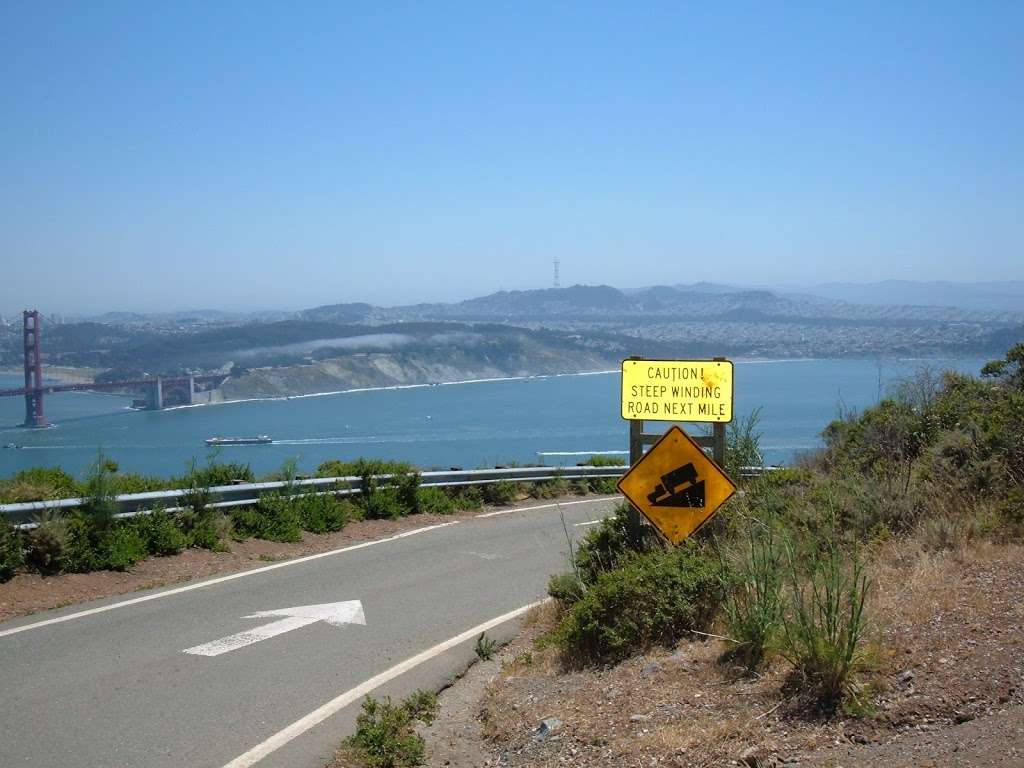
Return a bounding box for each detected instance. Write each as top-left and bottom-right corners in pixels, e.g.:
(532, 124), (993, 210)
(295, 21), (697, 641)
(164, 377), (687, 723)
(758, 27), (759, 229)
(0, 496), (619, 768)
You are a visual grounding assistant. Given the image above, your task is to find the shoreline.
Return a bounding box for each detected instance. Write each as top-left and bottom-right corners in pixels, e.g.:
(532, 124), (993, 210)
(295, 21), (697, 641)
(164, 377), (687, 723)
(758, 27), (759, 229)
(173, 355), (975, 410)
(163, 369), (623, 411)
(2, 355), (985, 415)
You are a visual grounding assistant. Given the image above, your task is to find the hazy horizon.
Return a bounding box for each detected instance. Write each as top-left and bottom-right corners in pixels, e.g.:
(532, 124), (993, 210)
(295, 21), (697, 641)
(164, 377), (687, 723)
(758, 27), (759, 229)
(3, 4), (1022, 314)
(4, 278), (1024, 319)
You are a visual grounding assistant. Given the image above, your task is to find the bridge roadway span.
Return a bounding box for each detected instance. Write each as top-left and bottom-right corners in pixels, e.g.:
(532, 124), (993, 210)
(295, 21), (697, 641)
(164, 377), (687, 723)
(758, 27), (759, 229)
(0, 496), (618, 768)
(0, 373), (226, 398)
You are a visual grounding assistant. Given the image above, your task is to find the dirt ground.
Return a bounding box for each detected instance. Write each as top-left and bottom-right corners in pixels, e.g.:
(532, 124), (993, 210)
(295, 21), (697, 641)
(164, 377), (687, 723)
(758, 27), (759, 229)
(421, 540), (1024, 767)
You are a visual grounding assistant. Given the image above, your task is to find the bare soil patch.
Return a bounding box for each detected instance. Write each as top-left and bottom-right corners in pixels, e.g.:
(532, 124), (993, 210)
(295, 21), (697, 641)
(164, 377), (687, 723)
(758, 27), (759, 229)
(422, 541), (1024, 767)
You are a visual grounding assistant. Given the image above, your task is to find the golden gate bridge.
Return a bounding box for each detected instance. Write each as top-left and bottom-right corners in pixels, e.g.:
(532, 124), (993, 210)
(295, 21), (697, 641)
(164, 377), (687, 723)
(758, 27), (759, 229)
(0, 310), (227, 428)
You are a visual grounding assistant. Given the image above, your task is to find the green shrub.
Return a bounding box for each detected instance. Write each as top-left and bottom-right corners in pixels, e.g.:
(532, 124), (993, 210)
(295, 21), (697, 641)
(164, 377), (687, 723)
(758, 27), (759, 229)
(52, 454), (146, 573)
(175, 460), (255, 488)
(530, 475), (570, 499)
(451, 485), (484, 511)
(587, 477), (620, 494)
(61, 513), (147, 573)
(482, 480), (519, 505)
(721, 514), (783, 672)
(572, 503), (637, 586)
(580, 455), (626, 467)
(780, 539), (871, 710)
(231, 494), (302, 542)
(414, 486), (455, 515)
(80, 450), (119, 533)
(570, 479), (591, 496)
(134, 509), (188, 556)
(547, 571), (585, 605)
(172, 461), (230, 551)
(0, 466), (82, 503)
(104, 526), (148, 571)
(553, 545), (726, 666)
(474, 631), (497, 660)
(184, 512), (229, 551)
(359, 487), (407, 520)
(982, 342), (1024, 390)
(760, 467), (813, 488)
(344, 691), (438, 768)
(295, 493), (352, 533)
(110, 473), (170, 495)
(0, 519), (24, 582)
(24, 511), (68, 575)
(61, 513), (100, 572)
(327, 459), (421, 519)
(996, 487), (1024, 532)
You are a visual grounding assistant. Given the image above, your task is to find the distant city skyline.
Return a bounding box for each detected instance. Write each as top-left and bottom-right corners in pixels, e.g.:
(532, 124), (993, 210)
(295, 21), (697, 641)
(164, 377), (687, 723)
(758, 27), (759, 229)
(2, 3), (1022, 314)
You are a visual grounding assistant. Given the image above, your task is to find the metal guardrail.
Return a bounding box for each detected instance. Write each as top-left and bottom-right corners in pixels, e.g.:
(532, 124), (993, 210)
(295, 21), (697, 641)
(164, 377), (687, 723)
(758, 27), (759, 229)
(0, 465), (625, 528)
(1, 464), (781, 528)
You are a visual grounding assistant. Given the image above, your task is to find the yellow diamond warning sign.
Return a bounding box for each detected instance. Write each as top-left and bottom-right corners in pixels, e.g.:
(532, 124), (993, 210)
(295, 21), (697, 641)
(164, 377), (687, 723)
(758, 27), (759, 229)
(617, 425), (737, 544)
(621, 359), (733, 422)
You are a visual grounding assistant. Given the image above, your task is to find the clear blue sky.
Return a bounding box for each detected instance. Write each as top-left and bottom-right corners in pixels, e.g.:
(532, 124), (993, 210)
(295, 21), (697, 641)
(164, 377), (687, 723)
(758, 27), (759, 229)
(1, 2), (1021, 313)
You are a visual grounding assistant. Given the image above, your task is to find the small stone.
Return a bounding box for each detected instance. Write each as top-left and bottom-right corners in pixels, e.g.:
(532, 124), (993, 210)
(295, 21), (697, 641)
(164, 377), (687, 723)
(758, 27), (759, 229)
(642, 662), (662, 676)
(953, 711), (974, 724)
(898, 670), (915, 684)
(534, 717), (562, 740)
(630, 714), (651, 722)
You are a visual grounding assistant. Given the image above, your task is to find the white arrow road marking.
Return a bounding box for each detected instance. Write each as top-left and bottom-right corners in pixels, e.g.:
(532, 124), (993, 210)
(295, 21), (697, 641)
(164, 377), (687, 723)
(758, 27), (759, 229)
(220, 598), (548, 768)
(184, 600), (365, 657)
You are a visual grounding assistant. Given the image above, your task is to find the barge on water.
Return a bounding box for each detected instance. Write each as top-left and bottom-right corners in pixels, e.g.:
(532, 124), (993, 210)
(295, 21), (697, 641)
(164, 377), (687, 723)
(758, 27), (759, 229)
(205, 435), (272, 446)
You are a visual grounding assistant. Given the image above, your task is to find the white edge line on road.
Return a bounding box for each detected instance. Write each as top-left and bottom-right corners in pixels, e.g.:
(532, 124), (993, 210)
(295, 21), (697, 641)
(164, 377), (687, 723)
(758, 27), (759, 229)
(221, 598), (549, 768)
(475, 495), (619, 518)
(574, 519), (606, 527)
(0, 521), (459, 639)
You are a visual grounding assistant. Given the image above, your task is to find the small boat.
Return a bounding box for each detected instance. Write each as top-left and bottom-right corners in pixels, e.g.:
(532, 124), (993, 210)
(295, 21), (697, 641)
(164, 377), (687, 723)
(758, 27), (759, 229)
(205, 435), (272, 446)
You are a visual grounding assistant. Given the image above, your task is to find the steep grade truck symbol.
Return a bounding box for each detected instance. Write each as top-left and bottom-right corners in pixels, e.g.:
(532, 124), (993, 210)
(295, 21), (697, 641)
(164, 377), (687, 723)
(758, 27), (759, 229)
(646, 462), (705, 508)
(617, 425), (737, 544)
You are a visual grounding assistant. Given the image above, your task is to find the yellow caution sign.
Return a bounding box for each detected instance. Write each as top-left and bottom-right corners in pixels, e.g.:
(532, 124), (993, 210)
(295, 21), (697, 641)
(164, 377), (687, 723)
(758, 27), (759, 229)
(621, 359), (733, 422)
(617, 425), (736, 544)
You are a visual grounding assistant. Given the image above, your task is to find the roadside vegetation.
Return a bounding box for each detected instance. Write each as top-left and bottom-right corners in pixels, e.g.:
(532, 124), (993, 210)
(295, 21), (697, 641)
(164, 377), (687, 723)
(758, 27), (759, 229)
(540, 345), (1024, 720)
(337, 690), (439, 768)
(0, 453), (622, 583)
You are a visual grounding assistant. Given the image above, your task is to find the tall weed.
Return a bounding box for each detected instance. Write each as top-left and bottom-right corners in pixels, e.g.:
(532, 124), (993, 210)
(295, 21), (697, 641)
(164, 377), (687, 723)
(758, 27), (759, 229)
(780, 537), (871, 709)
(720, 512), (783, 671)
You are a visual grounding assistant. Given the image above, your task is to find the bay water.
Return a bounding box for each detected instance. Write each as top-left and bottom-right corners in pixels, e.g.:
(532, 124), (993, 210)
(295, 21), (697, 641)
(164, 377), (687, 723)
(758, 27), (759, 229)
(0, 358), (989, 481)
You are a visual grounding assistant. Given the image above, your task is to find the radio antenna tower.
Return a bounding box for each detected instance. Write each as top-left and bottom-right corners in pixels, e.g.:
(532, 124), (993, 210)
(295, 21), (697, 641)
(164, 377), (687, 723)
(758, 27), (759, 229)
(553, 256), (561, 289)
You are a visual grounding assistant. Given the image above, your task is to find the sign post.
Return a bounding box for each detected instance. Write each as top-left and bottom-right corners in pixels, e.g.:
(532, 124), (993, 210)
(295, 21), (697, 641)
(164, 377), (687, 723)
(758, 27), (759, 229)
(620, 357), (735, 544)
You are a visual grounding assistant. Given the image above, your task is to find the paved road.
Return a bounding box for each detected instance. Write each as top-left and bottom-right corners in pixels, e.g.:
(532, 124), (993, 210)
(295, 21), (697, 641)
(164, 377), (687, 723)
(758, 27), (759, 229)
(0, 497), (618, 768)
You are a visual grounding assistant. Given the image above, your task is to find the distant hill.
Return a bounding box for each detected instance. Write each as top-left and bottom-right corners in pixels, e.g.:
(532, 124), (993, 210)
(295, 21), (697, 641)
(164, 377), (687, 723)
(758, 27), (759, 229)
(789, 281), (1024, 313)
(299, 302), (374, 323)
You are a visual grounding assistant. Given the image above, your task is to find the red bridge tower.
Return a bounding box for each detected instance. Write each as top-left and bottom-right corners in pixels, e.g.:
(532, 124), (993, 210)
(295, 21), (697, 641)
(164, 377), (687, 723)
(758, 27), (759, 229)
(23, 309), (46, 428)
